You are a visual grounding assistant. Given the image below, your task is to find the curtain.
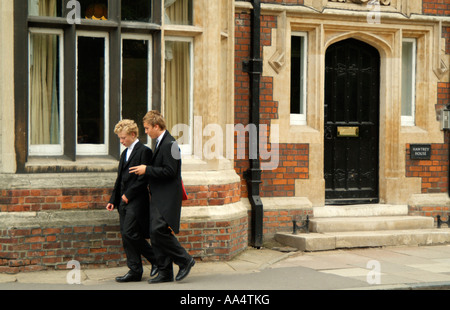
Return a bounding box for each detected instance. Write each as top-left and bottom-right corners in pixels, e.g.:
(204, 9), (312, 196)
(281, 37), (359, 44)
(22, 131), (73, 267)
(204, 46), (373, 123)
(165, 41), (191, 136)
(30, 0), (59, 145)
(165, 1), (191, 136)
(165, 0), (191, 25)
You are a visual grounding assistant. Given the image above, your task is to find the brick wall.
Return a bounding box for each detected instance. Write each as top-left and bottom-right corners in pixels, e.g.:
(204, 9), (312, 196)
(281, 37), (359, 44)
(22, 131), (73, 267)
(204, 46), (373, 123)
(405, 3), (450, 220)
(0, 179), (246, 272)
(0, 224), (124, 273)
(179, 217), (248, 261)
(423, 0), (450, 15)
(182, 183), (241, 207)
(405, 142), (449, 194)
(0, 189), (110, 212)
(235, 10), (311, 240)
(262, 208), (311, 236)
(235, 12), (309, 199)
(443, 27), (450, 54)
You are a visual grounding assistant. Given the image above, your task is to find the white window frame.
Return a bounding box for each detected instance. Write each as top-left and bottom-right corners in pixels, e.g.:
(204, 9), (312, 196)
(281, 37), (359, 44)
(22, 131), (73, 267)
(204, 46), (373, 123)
(401, 38), (417, 127)
(120, 33), (153, 152)
(164, 36), (194, 156)
(28, 28), (65, 156)
(290, 31), (308, 126)
(76, 31), (110, 155)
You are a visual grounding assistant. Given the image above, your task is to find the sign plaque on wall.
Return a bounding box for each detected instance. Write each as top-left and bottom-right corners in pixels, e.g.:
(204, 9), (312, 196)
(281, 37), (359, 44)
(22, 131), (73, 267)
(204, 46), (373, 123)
(410, 144), (432, 160)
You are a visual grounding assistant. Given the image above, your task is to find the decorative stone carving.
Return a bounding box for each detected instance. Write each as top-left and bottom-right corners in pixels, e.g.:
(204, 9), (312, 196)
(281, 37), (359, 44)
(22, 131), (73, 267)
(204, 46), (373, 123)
(268, 11), (287, 74)
(434, 22), (449, 80)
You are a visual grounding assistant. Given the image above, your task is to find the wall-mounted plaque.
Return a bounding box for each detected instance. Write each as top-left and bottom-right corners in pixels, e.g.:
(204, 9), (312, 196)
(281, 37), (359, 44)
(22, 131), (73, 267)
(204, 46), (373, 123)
(410, 144), (431, 160)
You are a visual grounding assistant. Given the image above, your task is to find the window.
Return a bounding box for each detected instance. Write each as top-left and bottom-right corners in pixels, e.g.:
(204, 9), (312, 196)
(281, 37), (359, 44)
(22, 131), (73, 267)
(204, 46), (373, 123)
(165, 37), (194, 155)
(401, 38), (416, 127)
(122, 34), (153, 145)
(165, 0), (193, 25)
(28, 28), (64, 156)
(76, 32), (109, 155)
(18, 0), (197, 169)
(28, 0), (63, 17)
(122, 0), (152, 22)
(81, 0), (108, 20)
(290, 32), (308, 126)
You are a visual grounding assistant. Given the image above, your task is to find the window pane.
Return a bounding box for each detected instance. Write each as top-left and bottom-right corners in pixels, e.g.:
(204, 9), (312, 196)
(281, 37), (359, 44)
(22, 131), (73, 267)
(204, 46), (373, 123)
(122, 0), (152, 22)
(122, 39), (150, 144)
(77, 36), (106, 145)
(290, 34), (307, 125)
(165, 0), (193, 25)
(401, 40), (415, 117)
(165, 40), (191, 141)
(29, 0), (63, 17)
(291, 36), (302, 115)
(29, 33), (61, 146)
(80, 0), (108, 20)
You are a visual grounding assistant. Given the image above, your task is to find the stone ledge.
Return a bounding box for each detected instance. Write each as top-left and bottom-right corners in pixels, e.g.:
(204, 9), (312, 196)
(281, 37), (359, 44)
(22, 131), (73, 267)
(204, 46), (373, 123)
(0, 173), (117, 190)
(0, 168), (241, 190)
(260, 197), (312, 211)
(0, 201), (249, 229)
(0, 210), (119, 229)
(408, 193), (450, 208)
(181, 201), (248, 222)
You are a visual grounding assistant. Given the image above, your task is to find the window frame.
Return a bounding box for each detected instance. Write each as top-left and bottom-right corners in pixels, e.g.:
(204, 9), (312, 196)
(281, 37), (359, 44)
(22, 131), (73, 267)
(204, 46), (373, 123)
(28, 27), (65, 156)
(401, 38), (417, 127)
(164, 35), (194, 156)
(75, 31), (110, 155)
(290, 31), (308, 126)
(120, 33), (153, 152)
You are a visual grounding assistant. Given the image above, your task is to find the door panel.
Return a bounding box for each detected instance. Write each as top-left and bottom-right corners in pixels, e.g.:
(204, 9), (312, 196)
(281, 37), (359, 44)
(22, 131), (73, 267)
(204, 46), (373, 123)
(324, 39), (380, 204)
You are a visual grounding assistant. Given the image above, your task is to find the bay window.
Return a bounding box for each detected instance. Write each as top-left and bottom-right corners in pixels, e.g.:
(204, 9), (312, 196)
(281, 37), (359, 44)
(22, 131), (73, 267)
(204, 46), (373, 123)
(16, 0), (196, 172)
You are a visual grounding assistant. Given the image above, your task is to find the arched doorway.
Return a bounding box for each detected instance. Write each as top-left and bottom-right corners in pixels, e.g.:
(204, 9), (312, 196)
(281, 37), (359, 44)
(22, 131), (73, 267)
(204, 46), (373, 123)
(324, 38), (380, 205)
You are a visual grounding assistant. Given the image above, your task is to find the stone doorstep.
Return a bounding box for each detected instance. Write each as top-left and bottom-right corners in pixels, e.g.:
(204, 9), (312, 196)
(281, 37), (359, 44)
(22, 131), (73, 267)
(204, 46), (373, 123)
(312, 204), (409, 218)
(275, 229), (450, 252)
(309, 216), (435, 233)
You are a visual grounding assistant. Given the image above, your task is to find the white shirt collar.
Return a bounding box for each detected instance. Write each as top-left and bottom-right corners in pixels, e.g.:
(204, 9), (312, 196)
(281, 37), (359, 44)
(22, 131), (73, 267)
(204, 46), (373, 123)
(126, 139), (139, 160)
(156, 130), (166, 147)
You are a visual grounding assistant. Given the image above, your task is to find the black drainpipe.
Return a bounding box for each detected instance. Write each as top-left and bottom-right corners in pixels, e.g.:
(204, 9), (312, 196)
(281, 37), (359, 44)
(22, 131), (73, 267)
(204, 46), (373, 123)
(243, 0), (263, 249)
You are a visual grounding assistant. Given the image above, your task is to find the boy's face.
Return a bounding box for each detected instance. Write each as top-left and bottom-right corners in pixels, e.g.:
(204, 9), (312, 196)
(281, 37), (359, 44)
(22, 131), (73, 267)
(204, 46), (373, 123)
(144, 122), (160, 140)
(117, 130), (136, 148)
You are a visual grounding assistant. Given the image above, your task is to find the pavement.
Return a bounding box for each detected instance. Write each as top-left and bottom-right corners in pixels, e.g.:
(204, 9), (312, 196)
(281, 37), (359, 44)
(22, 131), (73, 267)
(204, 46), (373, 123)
(1, 242), (450, 292)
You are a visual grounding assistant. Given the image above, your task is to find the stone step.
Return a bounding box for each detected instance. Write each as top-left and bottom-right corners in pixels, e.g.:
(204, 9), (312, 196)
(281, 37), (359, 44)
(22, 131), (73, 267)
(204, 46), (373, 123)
(313, 204), (408, 218)
(275, 228), (450, 252)
(309, 216), (434, 233)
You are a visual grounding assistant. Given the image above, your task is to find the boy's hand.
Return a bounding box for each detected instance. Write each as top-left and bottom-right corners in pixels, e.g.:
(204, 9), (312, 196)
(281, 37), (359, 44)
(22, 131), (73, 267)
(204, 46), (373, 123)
(106, 203), (115, 211)
(129, 165), (146, 176)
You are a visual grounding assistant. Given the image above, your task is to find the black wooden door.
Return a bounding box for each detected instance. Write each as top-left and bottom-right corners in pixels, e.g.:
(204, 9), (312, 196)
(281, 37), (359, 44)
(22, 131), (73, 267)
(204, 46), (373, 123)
(324, 39), (380, 204)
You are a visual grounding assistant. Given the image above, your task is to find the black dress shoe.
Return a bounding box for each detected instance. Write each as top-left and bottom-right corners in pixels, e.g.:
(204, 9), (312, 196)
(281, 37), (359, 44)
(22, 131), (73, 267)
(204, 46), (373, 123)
(148, 272), (173, 284)
(115, 271), (142, 283)
(176, 258), (195, 281)
(150, 265), (159, 277)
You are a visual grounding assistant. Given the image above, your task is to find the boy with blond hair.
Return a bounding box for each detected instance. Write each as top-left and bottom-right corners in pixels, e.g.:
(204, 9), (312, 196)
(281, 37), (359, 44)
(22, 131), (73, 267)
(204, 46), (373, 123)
(107, 119), (158, 282)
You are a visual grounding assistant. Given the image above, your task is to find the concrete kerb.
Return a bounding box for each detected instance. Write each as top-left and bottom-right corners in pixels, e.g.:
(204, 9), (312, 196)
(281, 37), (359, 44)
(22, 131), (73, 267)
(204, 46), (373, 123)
(0, 247), (293, 285)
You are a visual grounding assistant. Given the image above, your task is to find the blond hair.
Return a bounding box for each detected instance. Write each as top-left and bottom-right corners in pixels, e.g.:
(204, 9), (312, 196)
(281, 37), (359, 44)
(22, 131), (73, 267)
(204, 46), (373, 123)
(143, 110), (166, 130)
(114, 119), (139, 137)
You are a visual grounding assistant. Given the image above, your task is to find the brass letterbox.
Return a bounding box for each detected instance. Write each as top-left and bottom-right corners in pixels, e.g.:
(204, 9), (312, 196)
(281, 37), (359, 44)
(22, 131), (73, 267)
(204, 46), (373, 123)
(337, 126), (359, 137)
